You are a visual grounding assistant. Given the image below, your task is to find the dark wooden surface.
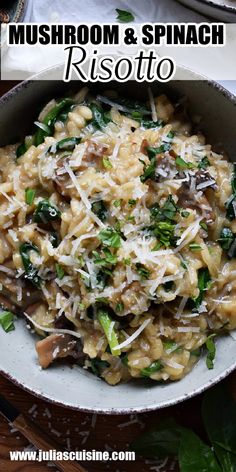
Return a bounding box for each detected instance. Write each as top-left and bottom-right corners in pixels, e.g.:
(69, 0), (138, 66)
(0, 81), (235, 472)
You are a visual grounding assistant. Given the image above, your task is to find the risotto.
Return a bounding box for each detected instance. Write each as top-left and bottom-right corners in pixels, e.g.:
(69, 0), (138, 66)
(0, 86), (235, 385)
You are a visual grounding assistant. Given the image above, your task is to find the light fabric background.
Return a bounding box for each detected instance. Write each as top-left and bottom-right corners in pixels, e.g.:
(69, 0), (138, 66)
(2, 0), (236, 94)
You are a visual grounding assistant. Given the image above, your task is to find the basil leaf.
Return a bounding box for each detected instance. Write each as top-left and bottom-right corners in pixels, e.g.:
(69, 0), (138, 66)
(116, 8), (134, 22)
(33, 200), (61, 224)
(49, 137), (81, 154)
(141, 360), (163, 377)
(91, 200), (107, 222)
(202, 384), (236, 472)
(19, 242), (41, 287)
(132, 418), (185, 457)
(98, 227), (121, 248)
(0, 311), (15, 333)
(179, 429), (221, 472)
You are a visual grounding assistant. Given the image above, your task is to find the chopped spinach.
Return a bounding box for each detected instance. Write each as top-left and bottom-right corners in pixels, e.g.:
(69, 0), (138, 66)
(48, 137), (81, 154)
(147, 144), (171, 157)
(50, 231), (60, 248)
(90, 358), (110, 377)
(33, 200), (61, 224)
(151, 221), (176, 248)
(56, 264), (65, 280)
(16, 142), (27, 159)
(218, 227), (235, 251)
(34, 98), (74, 146)
(136, 263), (150, 280)
(91, 200), (107, 222)
(97, 309), (121, 356)
(140, 119), (162, 129)
(93, 248), (117, 266)
(25, 188), (36, 205)
(19, 242), (41, 287)
(192, 268), (211, 310)
(175, 156), (195, 170)
(198, 156), (210, 170)
(90, 103), (111, 130)
(150, 195), (178, 222)
(141, 360), (163, 377)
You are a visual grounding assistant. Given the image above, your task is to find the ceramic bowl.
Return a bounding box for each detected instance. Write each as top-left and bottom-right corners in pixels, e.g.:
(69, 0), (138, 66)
(0, 66), (235, 413)
(0, 0), (27, 24)
(177, 0), (236, 22)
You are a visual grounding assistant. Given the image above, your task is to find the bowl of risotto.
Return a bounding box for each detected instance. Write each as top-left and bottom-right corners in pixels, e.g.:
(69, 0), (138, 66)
(0, 69), (235, 412)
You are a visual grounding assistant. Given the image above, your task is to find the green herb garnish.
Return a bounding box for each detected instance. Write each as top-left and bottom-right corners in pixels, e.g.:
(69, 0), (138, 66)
(98, 227), (121, 248)
(91, 200), (107, 222)
(116, 8), (135, 22)
(49, 137), (81, 153)
(176, 156), (195, 170)
(136, 263), (150, 280)
(141, 360), (163, 377)
(198, 156), (210, 169)
(25, 188), (36, 205)
(33, 200), (61, 224)
(97, 309), (121, 356)
(19, 242), (41, 287)
(0, 311), (15, 333)
(205, 334), (216, 370)
(56, 264), (65, 280)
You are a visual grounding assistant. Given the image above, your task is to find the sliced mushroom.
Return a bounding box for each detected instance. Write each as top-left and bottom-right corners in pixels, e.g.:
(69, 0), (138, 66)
(36, 333), (77, 369)
(0, 272), (42, 312)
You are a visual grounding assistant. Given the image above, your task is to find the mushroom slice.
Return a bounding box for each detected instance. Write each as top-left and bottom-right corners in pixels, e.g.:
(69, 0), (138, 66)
(36, 333), (77, 369)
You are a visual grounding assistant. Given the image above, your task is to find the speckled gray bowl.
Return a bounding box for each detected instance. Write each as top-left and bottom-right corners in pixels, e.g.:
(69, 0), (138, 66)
(177, 0), (236, 22)
(0, 0), (27, 23)
(0, 66), (235, 413)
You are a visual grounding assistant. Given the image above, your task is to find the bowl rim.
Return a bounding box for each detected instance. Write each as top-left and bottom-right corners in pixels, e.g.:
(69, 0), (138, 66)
(0, 68), (236, 413)
(196, 0), (236, 14)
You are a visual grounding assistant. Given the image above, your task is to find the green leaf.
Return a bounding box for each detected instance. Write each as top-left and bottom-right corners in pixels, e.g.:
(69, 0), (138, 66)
(90, 103), (111, 130)
(176, 156), (195, 170)
(205, 334), (216, 369)
(16, 142), (27, 159)
(140, 156), (156, 183)
(33, 200), (61, 224)
(91, 200), (107, 222)
(202, 384), (236, 472)
(132, 418), (185, 457)
(25, 188), (36, 205)
(97, 309), (121, 356)
(225, 195), (236, 221)
(103, 157), (112, 169)
(56, 264), (65, 280)
(179, 429), (221, 472)
(98, 227), (121, 248)
(19, 242), (41, 287)
(218, 227), (235, 254)
(90, 358), (110, 377)
(147, 144), (171, 158)
(198, 156), (210, 170)
(93, 248), (117, 267)
(151, 221), (176, 248)
(141, 119), (162, 129)
(0, 311), (15, 333)
(136, 263), (150, 280)
(189, 243), (202, 251)
(141, 360), (163, 377)
(34, 98), (74, 146)
(49, 137), (81, 153)
(150, 195), (178, 222)
(128, 199), (137, 207)
(116, 8), (134, 22)
(113, 199), (121, 208)
(115, 302), (124, 313)
(192, 268), (211, 309)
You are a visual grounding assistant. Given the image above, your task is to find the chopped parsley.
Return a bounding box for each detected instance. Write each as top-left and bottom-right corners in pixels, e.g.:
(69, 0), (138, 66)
(93, 248), (117, 266)
(98, 227), (121, 248)
(25, 188), (36, 205)
(103, 157), (112, 169)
